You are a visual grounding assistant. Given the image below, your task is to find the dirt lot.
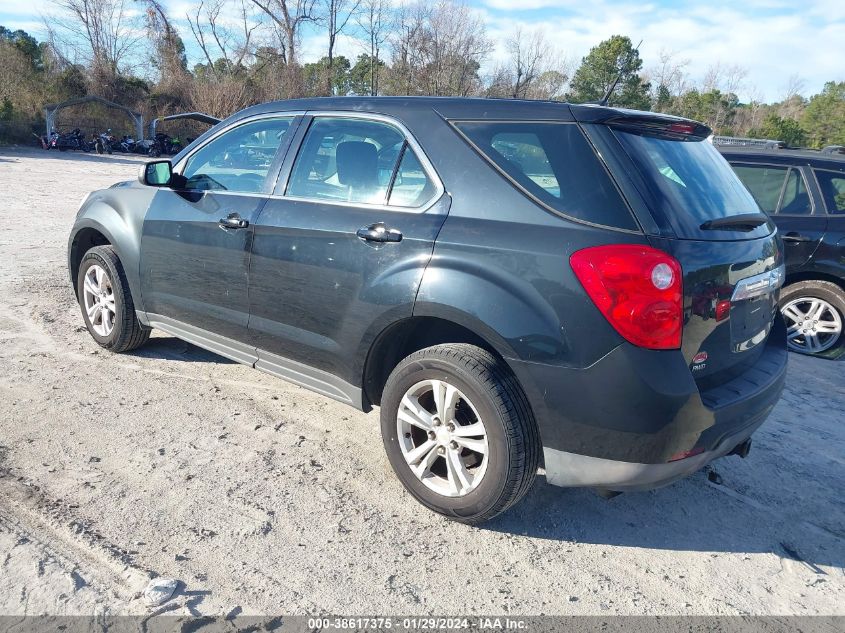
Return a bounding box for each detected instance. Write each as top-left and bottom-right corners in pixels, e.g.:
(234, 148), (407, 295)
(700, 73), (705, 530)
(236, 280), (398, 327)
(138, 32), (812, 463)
(0, 146), (842, 617)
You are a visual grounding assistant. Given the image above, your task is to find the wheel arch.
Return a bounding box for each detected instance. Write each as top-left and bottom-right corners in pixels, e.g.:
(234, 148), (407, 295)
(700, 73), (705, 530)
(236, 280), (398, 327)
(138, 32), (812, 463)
(361, 314), (521, 409)
(783, 270), (845, 296)
(68, 207), (145, 312)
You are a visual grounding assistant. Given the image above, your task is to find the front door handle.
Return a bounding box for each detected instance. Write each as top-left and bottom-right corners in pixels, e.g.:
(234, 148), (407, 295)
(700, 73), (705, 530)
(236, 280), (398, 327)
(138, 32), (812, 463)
(219, 213), (249, 229)
(782, 232), (810, 243)
(356, 222), (402, 243)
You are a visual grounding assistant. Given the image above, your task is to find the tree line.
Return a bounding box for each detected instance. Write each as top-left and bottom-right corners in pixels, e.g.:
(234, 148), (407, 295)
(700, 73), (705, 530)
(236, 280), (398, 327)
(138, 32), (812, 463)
(0, 0), (843, 147)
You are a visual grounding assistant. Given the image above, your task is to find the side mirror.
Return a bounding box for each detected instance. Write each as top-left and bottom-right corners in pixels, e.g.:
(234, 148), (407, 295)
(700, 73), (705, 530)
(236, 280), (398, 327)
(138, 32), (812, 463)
(140, 160), (173, 187)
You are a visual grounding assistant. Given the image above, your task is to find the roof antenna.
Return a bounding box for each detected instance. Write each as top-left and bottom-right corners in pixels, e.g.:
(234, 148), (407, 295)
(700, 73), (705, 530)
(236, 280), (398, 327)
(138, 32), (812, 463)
(599, 39), (643, 106)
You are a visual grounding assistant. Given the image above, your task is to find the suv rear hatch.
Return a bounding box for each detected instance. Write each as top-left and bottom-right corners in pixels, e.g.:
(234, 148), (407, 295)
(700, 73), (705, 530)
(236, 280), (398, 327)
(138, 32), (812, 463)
(581, 111), (785, 389)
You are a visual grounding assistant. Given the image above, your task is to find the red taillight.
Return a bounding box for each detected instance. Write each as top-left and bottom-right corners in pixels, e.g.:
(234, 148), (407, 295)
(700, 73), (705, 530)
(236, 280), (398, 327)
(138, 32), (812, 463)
(715, 299), (731, 322)
(570, 245), (683, 350)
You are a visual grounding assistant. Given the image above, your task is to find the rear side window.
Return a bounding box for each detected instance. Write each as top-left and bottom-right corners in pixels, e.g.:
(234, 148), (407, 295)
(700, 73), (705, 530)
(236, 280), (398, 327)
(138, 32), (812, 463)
(731, 164), (812, 215)
(614, 131), (767, 239)
(453, 122), (637, 230)
(731, 165), (789, 213)
(388, 147), (437, 207)
(779, 169), (812, 214)
(287, 117), (405, 204)
(815, 170), (845, 213)
(287, 117), (438, 208)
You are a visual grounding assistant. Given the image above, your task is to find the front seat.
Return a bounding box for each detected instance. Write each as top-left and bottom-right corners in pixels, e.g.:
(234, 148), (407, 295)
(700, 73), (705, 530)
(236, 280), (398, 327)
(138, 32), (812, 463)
(336, 141), (380, 202)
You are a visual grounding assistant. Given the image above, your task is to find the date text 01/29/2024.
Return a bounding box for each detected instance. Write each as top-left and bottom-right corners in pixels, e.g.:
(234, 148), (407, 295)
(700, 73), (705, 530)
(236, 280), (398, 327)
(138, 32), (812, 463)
(307, 617), (529, 630)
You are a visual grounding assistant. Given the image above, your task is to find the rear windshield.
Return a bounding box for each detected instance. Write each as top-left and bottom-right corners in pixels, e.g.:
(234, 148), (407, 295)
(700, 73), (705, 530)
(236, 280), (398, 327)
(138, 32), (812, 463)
(613, 130), (769, 239)
(454, 122), (638, 231)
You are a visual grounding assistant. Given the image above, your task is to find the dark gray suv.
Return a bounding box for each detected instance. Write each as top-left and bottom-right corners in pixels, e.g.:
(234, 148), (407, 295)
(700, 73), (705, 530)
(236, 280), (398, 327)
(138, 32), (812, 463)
(68, 97), (787, 523)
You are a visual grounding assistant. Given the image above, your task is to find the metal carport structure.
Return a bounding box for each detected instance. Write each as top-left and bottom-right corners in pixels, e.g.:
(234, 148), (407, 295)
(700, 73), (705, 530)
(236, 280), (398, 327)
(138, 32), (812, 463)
(147, 112), (220, 139)
(44, 96), (144, 140)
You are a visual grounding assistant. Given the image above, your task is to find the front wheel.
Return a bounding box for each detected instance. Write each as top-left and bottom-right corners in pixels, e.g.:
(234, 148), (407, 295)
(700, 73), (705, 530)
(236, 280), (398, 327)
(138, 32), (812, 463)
(780, 280), (845, 356)
(77, 246), (150, 353)
(380, 344), (540, 525)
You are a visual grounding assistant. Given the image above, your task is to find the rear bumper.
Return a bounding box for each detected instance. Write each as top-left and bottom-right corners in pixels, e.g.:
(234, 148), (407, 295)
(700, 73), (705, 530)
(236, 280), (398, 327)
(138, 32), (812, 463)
(543, 415), (762, 491)
(509, 314), (788, 490)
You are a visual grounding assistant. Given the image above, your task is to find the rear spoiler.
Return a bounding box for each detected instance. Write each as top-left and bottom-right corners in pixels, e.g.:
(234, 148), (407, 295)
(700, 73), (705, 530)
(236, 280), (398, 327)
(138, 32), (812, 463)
(571, 105), (711, 140)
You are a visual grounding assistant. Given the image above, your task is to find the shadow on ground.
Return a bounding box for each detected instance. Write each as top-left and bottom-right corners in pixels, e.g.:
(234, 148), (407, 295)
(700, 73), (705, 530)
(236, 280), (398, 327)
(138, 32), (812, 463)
(483, 457), (843, 571)
(128, 337), (236, 364)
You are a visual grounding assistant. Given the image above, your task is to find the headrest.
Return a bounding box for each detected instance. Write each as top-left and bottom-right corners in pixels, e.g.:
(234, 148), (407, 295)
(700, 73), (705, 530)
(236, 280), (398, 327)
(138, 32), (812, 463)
(336, 141), (378, 188)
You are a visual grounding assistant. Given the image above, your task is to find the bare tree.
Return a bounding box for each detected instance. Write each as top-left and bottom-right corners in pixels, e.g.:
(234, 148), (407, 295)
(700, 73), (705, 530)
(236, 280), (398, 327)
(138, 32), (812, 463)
(141, 0), (188, 91)
(187, 0), (259, 78)
(495, 27), (568, 99)
(319, 0), (362, 94)
(703, 61), (747, 96)
(648, 48), (689, 97)
(387, 0), (490, 97)
(355, 0), (391, 95)
(250, 0), (316, 67)
(52, 0), (141, 78)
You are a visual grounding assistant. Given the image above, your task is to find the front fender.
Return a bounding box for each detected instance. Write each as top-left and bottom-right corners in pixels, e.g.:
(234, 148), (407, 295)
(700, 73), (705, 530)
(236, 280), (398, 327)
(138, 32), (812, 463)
(68, 184), (154, 312)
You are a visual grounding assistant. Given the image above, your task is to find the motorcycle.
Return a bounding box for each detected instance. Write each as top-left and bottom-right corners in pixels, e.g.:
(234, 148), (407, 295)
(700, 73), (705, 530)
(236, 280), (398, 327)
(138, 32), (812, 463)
(54, 128), (88, 151)
(148, 132), (183, 157)
(120, 135), (137, 153)
(95, 129), (121, 154)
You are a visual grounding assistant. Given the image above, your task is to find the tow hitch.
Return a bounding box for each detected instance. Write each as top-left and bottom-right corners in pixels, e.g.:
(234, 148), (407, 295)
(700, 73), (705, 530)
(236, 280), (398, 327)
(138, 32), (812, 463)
(729, 439), (752, 459)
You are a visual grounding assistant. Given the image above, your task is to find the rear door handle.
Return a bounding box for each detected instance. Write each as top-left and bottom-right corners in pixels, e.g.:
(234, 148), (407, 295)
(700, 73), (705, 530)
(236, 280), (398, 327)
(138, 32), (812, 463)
(782, 232), (810, 242)
(219, 213), (249, 229)
(356, 222), (402, 243)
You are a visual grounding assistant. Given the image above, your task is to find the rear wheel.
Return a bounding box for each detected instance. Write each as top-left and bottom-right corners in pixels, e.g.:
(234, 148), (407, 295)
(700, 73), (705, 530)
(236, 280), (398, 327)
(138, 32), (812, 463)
(380, 344), (539, 525)
(779, 280), (845, 356)
(77, 246), (150, 353)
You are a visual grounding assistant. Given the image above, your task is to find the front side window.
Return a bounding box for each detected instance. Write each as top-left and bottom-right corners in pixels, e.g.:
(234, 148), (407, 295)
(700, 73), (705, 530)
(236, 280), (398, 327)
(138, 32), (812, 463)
(287, 117), (407, 205)
(454, 121), (637, 230)
(182, 117), (294, 193)
(815, 169), (845, 213)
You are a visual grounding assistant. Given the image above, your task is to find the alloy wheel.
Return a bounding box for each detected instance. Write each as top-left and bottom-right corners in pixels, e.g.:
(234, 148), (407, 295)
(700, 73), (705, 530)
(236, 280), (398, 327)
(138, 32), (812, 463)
(83, 264), (116, 337)
(396, 379), (489, 497)
(782, 296), (842, 354)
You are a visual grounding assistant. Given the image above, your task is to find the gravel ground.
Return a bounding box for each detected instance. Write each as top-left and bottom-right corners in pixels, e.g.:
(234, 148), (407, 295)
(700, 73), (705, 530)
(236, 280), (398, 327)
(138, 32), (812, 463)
(0, 146), (842, 617)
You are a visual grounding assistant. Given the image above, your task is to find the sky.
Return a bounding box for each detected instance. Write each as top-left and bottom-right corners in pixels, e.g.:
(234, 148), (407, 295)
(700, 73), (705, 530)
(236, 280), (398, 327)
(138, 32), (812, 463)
(1, 0), (843, 103)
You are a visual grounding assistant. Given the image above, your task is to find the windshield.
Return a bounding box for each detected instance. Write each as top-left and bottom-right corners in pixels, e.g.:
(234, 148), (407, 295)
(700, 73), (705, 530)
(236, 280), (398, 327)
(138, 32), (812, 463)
(614, 130), (771, 239)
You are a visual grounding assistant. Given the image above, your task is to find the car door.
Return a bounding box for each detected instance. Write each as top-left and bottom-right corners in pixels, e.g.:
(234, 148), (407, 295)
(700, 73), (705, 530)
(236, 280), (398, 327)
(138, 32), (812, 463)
(813, 167), (845, 269)
(247, 114), (449, 399)
(140, 114), (300, 347)
(731, 162), (826, 269)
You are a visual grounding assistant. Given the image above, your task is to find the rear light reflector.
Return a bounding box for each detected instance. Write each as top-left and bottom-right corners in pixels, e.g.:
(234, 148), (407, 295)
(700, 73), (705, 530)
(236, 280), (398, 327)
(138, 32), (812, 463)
(668, 446), (705, 462)
(570, 245), (683, 350)
(715, 299), (731, 322)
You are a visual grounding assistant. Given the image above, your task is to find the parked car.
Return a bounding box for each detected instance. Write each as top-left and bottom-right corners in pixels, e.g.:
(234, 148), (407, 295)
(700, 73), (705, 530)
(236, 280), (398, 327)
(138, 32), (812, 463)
(68, 98), (787, 524)
(717, 141), (845, 357)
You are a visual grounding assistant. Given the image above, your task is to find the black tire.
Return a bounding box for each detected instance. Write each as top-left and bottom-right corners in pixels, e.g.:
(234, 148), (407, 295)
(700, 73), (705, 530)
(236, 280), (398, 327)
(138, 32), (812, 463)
(77, 246), (150, 353)
(380, 344), (540, 525)
(779, 280), (845, 357)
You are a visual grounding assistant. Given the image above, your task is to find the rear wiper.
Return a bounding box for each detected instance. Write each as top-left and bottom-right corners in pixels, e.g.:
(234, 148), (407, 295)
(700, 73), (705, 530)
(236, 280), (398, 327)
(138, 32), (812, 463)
(700, 213), (769, 232)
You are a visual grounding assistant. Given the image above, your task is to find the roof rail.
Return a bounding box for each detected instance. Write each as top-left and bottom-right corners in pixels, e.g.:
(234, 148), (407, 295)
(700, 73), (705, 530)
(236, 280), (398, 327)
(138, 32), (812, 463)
(711, 135), (785, 149)
(821, 145), (845, 155)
